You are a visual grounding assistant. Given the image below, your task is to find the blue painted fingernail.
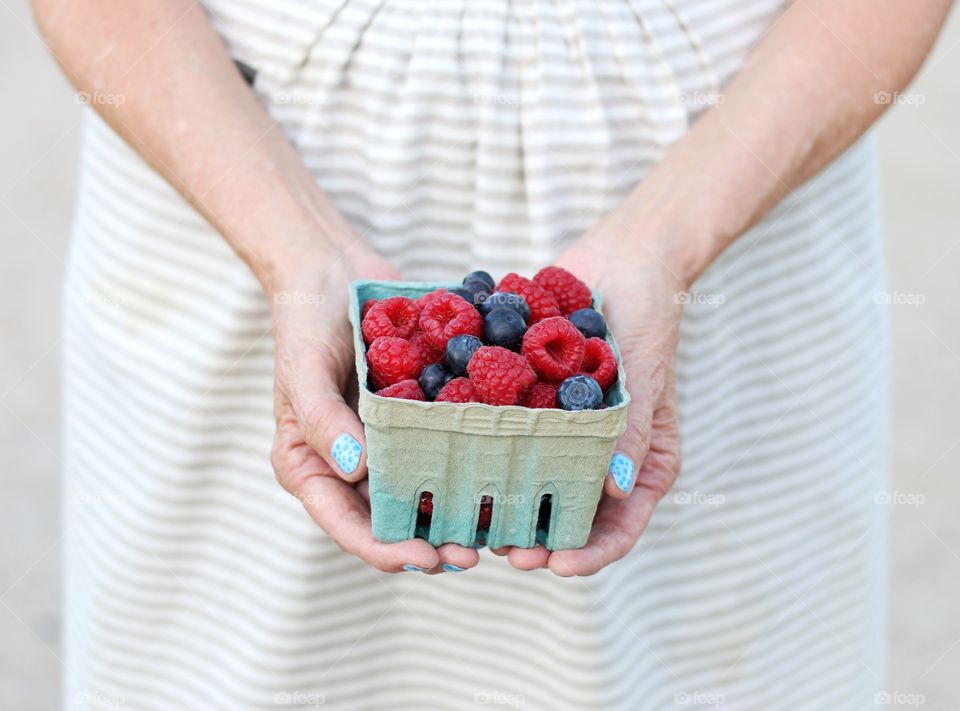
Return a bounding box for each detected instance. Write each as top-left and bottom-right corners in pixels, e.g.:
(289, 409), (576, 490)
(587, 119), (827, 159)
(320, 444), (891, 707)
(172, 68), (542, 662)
(441, 563), (466, 572)
(331, 433), (362, 474)
(609, 452), (635, 492)
(403, 564), (428, 572)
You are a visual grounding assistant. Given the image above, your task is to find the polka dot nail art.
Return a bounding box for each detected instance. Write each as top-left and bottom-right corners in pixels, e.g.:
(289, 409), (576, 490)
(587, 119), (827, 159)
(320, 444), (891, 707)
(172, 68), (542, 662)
(609, 452), (635, 493)
(331, 433), (362, 475)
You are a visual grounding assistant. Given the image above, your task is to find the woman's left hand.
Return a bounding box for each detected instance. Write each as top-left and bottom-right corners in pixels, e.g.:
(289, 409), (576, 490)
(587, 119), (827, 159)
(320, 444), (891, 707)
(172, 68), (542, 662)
(500, 211), (688, 576)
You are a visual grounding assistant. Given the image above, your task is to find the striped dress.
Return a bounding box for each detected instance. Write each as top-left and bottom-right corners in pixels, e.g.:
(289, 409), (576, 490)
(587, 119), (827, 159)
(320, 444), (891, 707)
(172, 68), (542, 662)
(62, 1), (889, 709)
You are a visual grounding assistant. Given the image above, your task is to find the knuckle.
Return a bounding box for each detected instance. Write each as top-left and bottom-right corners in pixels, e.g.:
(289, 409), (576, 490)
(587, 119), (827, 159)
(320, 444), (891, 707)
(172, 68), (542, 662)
(578, 553), (615, 577)
(624, 413), (652, 451)
(269, 438), (292, 489)
(580, 557), (607, 576)
(658, 425), (683, 477)
(365, 552), (394, 573)
(327, 534), (356, 559)
(373, 562), (396, 574)
(647, 360), (668, 399)
(663, 452), (683, 482)
(301, 400), (334, 447)
(273, 340), (299, 382)
(667, 446), (683, 477)
(638, 459), (679, 501)
(615, 330), (647, 355)
(606, 535), (636, 568)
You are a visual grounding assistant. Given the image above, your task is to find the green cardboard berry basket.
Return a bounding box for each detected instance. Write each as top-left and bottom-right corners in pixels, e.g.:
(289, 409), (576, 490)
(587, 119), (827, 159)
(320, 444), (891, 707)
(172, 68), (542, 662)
(349, 280), (630, 550)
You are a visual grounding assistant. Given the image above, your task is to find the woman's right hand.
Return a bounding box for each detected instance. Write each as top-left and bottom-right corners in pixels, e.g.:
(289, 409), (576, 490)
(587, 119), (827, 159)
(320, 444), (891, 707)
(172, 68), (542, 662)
(267, 245), (480, 574)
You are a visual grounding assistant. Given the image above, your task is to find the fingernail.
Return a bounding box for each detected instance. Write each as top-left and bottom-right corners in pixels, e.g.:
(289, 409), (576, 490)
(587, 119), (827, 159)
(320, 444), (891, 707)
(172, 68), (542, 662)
(331, 433), (362, 474)
(609, 451), (635, 492)
(403, 564), (428, 572)
(441, 563), (466, 572)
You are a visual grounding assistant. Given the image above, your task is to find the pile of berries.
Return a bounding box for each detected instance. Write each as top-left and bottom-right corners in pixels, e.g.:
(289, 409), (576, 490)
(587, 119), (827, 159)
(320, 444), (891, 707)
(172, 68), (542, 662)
(361, 268), (618, 410)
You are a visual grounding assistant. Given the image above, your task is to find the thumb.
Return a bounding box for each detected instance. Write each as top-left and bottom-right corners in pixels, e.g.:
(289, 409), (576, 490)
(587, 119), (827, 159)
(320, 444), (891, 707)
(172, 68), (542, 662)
(297, 384), (368, 482)
(278, 338), (369, 482)
(604, 357), (666, 499)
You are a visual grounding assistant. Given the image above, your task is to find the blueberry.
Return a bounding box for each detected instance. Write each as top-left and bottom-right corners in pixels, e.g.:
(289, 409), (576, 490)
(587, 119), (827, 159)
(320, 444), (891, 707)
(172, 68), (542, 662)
(557, 375), (603, 411)
(461, 279), (492, 306)
(419, 363), (452, 401)
(450, 287), (475, 304)
(463, 270), (495, 290)
(568, 308), (607, 339)
(444, 334), (483, 376)
(478, 291), (531, 323)
(482, 308), (527, 350)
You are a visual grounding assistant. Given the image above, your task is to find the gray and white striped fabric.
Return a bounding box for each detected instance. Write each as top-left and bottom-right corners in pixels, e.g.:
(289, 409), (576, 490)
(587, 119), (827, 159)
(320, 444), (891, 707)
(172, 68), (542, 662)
(62, 1), (889, 708)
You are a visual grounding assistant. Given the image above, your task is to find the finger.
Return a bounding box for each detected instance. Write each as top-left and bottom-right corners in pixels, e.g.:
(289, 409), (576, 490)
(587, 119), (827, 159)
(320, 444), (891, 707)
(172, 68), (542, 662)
(279, 360), (369, 482)
(507, 545), (550, 570)
(431, 543), (480, 573)
(547, 488), (657, 577)
(272, 406), (437, 573)
(549, 402), (680, 577)
(355, 478), (370, 502)
(300, 475), (439, 572)
(300, 390), (367, 482)
(489, 546), (510, 557)
(604, 357), (667, 499)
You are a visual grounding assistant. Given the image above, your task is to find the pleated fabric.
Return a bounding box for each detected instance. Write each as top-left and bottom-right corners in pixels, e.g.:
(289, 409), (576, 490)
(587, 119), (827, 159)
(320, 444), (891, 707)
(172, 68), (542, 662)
(62, 1), (889, 709)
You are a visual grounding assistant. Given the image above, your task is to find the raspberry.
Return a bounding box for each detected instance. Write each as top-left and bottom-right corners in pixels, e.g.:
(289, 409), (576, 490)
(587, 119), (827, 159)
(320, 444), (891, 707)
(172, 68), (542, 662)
(477, 496), (493, 532)
(361, 296), (420, 345)
(578, 337), (618, 391)
(467, 346), (537, 406)
(361, 299), (377, 319)
(366, 336), (422, 390)
(496, 273), (561, 323)
(533, 266), (592, 315)
(418, 491), (433, 515)
(419, 292), (482, 350)
(435, 377), (478, 403)
(415, 288), (448, 310)
(521, 316), (586, 383)
(375, 379), (425, 400)
(520, 382), (558, 409)
(410, 330), (443, 368)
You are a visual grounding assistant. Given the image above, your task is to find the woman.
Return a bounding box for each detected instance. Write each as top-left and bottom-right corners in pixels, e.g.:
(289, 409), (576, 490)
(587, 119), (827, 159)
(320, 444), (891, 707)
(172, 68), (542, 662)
(36, 0), (951, 708)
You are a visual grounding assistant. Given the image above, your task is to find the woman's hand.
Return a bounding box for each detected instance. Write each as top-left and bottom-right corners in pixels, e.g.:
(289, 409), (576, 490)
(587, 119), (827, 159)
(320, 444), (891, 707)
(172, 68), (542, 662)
(492, 0), (956, 576)
(503, 212), (687, 576)
(267, 243), (480, 574)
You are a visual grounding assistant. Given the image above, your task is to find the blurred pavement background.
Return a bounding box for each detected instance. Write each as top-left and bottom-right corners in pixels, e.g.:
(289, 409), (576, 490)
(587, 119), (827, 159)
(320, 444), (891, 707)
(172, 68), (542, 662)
(1, 1), (958, 708)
